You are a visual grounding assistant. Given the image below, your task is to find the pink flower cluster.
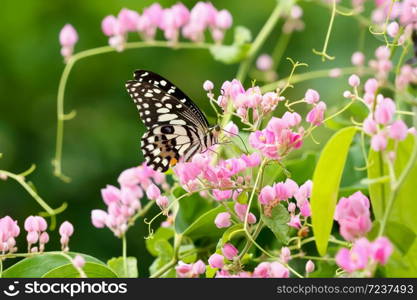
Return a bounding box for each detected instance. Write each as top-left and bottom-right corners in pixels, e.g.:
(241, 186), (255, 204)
(24, 216), (49, 252)
(101, 2), (232, 51)
(217, 79), (285, 119)
(334, 191), (372, 241)
(174, 151), (260, 194)
(369, 46), (393, 82)
(259, 179), (312, 227)
(282, 5), (305, 34)
(208, 243), (290, 278)
(175, 260), (206, 278)
(214, 202), (256, 228)
(92, 163), (167, 237)
(336, 237), (393, 274)
(344, 73), (413, 152)
(249, 116), (304, 160)
(1, 215), (74, 254)
(373, 0), (417, 31)
(0, 216), (20, 254)
(396, 65), (417, 90)
(59, 24), (78, 62)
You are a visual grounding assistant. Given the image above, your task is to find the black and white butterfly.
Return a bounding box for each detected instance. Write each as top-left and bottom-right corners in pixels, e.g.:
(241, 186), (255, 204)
(125, 70), (220, 172)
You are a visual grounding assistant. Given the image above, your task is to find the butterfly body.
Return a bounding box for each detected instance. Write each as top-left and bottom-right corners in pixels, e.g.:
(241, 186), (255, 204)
(125, 70), (218, 172)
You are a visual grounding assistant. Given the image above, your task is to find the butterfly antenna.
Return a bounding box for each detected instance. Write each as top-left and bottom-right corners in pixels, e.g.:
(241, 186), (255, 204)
(221, 129), (249, 154)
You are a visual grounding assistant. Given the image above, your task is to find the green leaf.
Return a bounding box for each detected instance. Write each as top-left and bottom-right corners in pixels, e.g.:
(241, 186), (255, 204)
(263, 152), (318, 186)
(221, 224), (244, 245)
(205, 265), (217, 278)
(174, 186), (213, 234)
(146, 227), (174, 257)
(2, 252), (113, 278)
(149, 240), (175, 278)
(43, 262), (117, 278)
(178, 244), (197, 264)
(368, 135), (417, 230)
(180, 203), (234, 240)
(261, 204), (290, 245)
(107, 257), (138, 278)
(385, 239), (417, 277)
(311, 126), (357, 256)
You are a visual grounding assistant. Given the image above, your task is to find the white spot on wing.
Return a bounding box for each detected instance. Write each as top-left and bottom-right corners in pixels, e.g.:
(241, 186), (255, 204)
(158, 114), (178, 122)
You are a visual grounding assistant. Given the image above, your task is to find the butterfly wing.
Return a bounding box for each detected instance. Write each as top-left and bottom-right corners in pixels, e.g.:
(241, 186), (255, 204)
(125, 70), (212, 172)
(132, 70), (210, 129)
(141, 124), (206, 172)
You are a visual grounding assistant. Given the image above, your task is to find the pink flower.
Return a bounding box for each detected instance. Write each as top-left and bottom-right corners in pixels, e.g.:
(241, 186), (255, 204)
(351, 51), (365, 66)
(348, 74), (360, 87)
(146, 184), (161, 200)
(156, 196), (169, 210)
(212, 189), (232, 201)
(375, 97), (396, 124)
(208, 253), (224, 269)
(305, 260), (315, 273)
(287, 214), (301, 229)
(306, 101), (326, 126)
(118, 8), (140, 33)
(256, 54), (273, 71)
(282, 112), (302, 127)
(363, 117), (378, 135)
(253, 262), (289, 278)
(101, 185), (121, 206)
(176, 260), (205, 278)
(364, 78), (378, 94)
(59, 221), (74, 237)
(387, 21), (399, 37)
(400, 0), (417, 25)
(336, 238), (371, 273)
(102, 15), (119, 36)
(59, 24), (78, 47)
(234, 203), (256, 224)
(371, 132), (388, 151)
(216, 9), (233, 29)
(240, 152), (261, 167)
(334, 191), (371, 241)
(222, 243), (238, 260)
(305, 89), (320, 104)
(72, 255), (86, 269)
(24, 216), (47, 232)
(59, 24), (78, 61)
(371, 237), (393, 265)
(91, 210), (108, 228)
(224, 121), (239, 137)
(280, 247), (291, 263)
(214, 212), (232, 228)
(259, 185), (276, 205)
(389, 120), (408, 141)
(39, 232), (49, 245)
(203, 80), (214, 91)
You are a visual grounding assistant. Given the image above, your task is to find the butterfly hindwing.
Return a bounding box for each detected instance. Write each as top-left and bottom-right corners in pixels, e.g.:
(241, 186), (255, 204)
(140, 124), (204, 172)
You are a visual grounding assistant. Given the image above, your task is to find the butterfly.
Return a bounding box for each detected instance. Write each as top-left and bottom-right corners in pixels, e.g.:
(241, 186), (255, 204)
(125, 70), (220, 172)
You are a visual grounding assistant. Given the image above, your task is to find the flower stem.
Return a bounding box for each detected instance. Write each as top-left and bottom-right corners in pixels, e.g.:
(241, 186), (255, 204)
(235, 2), (284, 82)
(312, 0), (337, 61)
(122, 234), (127, 277)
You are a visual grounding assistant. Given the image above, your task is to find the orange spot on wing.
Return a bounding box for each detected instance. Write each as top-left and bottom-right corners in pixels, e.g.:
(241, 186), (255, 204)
(170, 157), (178, 166)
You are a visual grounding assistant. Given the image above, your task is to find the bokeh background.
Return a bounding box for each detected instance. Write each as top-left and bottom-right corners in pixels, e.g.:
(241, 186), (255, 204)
(0, 0), (381, 276)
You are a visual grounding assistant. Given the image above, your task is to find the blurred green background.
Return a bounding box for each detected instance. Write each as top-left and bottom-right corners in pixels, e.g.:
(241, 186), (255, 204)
(0, 0), (381, 276)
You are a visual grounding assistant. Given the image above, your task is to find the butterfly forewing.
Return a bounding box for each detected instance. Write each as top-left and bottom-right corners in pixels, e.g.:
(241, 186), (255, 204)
(126, 70), (215, 172)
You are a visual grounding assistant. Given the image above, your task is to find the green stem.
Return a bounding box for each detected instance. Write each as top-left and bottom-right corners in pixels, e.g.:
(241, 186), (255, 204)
(0, 169), (62, 229)
(53, 41), (213, 181)
(236, 3), (284, 82)
(378, 133), (417, 236)
(312, 0), (337, 61)
(261, 67), (373, 92)
(122, 234), (127, 277)
(272, 32), (292, 70)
